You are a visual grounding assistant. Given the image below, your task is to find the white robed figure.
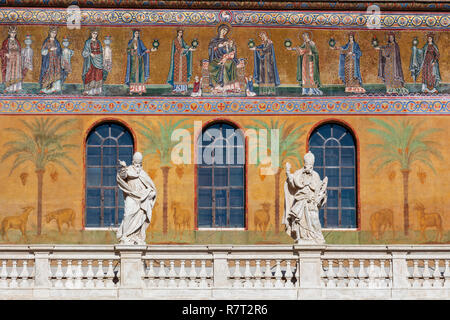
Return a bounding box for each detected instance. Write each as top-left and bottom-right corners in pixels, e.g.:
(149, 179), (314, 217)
(283, 152), (327, 244)
(116, 152), (157, 245)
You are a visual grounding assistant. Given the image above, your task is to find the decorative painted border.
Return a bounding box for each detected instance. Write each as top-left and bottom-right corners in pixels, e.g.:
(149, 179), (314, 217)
(0, 1), (449, 11)
(0, 8), (448, 29)
(0, 96), (448, 114)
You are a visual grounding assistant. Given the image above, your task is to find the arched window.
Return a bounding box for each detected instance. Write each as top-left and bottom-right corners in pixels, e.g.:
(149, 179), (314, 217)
(85, 122), (134, 228)
(309, 123), (357, 228)
(197, 122), (245, 228)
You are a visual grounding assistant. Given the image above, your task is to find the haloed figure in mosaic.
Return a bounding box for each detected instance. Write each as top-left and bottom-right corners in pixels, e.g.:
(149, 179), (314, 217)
(375, 32), (409, 95)
(250, 31), (280, 96)
(82, 28), (108, 96)
(125, 29), (156, 95)
(39, 26), (65, 94)
(0, 26), (25, 93)
(167, 29), (195, 94)
(287, 32), (322, 95)
(331, 32), (365, 93)
(208, 24), (242, 94)
(409, 33), (440, 93)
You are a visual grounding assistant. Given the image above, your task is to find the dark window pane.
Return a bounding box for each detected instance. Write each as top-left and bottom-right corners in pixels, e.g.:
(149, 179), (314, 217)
(230, 168), (244, 186)
(341, 168), (355, 187)
(87, 167), (101, 186)
(325, 147), (339, 166)
(341, 148), (355, 166)
(230, 208), (245, 228)
(87, 188), (101, 207)
(96, 124), (109, 138)
(340, 132), (355, 146)
(198, 167), (212, 186)
(214, 168), (228, 186)
(118, 132), (133, 146)
(326, 209), (339, 228)
(110, 123), (125, 138)
(327, 189), (338, 208)
(103, 208), (115, 227)
(341, 189), (356, 208)
(198, 188), (212, 208)
(317, 125), (331, 140)
(309, 147), (323, 166)
(118, 207), (124, 225)
(87, 132), (102, 145)
(104, 189), (116, 207)
(103, 167), (117, 186)
(87, 146), (101, 166)
(103, 138), (116, 146)
(215, 209), (227, 227)
(309, 133), (324, 147)
(341, 209), (356, 228)
(118, 190), (124, 206)
(86, 208), (101, 227)
(332, 124), (346, 140)
(325, 168), (339, 187)
(198, 209), (212, 228)
(319, 208), (325, 227)
(103, 146), (118, 166)
(230, 189), (244, 207)
(215, 189), (227, 208)
(119, 147), (133, 165)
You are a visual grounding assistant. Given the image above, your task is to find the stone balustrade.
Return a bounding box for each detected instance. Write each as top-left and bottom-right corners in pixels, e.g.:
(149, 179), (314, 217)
(0, 244), (448, 299)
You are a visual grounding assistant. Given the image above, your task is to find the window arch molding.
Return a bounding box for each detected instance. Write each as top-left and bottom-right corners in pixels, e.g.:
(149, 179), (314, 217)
(306, 119), (360, 230)
(194, 118), (248, 230)
(83, 118), (137, 229)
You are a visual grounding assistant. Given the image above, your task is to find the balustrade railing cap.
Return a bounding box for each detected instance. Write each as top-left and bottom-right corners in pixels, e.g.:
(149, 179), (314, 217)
(115, 245), (147, 251)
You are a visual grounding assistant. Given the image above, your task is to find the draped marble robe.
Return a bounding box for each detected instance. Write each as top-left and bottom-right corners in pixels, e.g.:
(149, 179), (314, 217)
(283, 167), (327, 244)
(116, 164), (157, 245)
(253, 39), (280, 95)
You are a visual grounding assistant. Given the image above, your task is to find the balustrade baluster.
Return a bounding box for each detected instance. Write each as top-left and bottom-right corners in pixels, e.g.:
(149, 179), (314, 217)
(432, 259), (442, 288)
(19, 261), (29, 288)
(320, 259), (326, 287)
(64, 260), (74, 288)
(232, 260), (242, 288)
(95, 260), (105, 288)
(85, 260), (94, 288)
(379, 260), (388, 288)
(54, 260), (63, 288)
(188, 260), (197, 288)
(422, 260), (432, 288)
(412, 260), (421, 288)
(9, 260), (18, 288)
(264, 260), (272, 288)
(178, 260), (187, 288)
(336, 259), (347, 288)
(168, 260), (177, 288)
(0, 260), (7, 288)
(284, 260), (294, 288)
(157, 260), (167, 288)
(242, 260), (251, 288)
(146, 260), (155, 287)
(105, 260), (115, 288)
(368, 259), (377, 288)
(326, 259), (336, 288)
(254, 260), (262, 288)
(357, 259), (367, 288)
(274, 260), (283, 288)
(347, 259), (356, 288)
(199, 260), (208, 288)
(443, 260), (450, 288)
(74, 260), (84, 289)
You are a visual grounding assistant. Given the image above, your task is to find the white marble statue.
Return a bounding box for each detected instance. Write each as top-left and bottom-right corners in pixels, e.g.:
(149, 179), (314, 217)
(116, 152), (157, 245)
(282, 151), (328, 244)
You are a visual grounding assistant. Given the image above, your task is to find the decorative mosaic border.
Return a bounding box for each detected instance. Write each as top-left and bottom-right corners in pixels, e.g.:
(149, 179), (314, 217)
(0, 1), (449, 11)
(0, 8), (448, 29)
(0, 97), (448, 114)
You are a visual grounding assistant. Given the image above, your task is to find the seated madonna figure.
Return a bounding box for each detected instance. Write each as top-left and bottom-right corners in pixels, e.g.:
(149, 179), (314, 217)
(207, 24), (244, 94)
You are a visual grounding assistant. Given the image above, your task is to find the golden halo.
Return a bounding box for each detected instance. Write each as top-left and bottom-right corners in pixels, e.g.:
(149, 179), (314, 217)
(385, 30), (401, 41)
(298, 30), (313, 41)
(425, 32), (439, 43)
(217, 22), (232, 36)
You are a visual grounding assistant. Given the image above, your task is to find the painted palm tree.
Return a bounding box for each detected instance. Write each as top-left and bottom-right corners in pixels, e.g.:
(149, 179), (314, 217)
(1, 118), (78, 235)
(134, 119), (191, 235)
(246, 119), (311, 233)
(367, 118), (443, 236)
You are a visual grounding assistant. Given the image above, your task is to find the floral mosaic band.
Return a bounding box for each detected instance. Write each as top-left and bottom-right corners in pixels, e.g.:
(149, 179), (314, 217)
(0, 9), (448, 29)
(0, 97), (448, 114)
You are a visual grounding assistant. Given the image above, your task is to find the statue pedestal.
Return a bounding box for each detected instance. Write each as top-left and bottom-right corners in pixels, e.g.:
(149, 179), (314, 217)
(296, 239), (325, 245)
(115, 245), (146, 299)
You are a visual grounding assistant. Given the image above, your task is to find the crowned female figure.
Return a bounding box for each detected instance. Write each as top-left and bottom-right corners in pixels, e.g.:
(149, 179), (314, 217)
(409, 33), (440, 93)
(0, 26), (24, 93)
(39, 26), (64, 94)
(82, 28), (108, 95)
(167, 29), (195, 94)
